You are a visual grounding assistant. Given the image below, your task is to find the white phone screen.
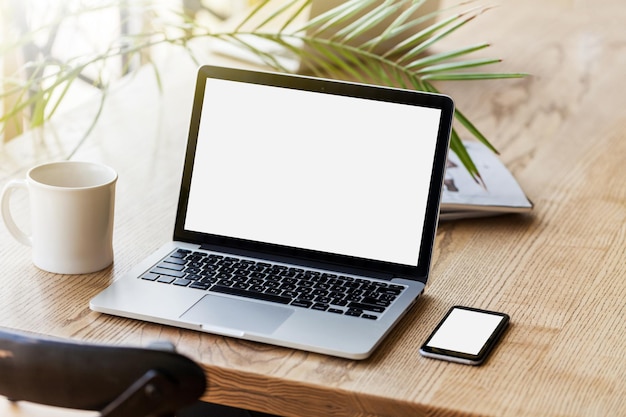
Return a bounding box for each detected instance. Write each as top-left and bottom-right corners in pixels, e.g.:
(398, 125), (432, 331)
(426, 307), (505, 355)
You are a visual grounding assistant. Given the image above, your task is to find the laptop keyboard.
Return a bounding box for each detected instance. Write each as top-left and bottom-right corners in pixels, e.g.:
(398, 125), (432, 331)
(141, 249), (407, 320)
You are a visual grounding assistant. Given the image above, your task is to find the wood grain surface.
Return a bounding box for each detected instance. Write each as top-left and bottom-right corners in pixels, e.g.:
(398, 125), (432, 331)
(1, 0), (625, 416)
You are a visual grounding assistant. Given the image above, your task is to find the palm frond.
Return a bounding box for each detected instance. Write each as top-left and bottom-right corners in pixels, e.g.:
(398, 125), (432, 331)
(301, 0), (379, 37)
(361, 0), (430, 52)
(235, 0), (274, 32)
(404, 43), (491, 69)
(415, 58), (502, 75)
(422, 72), (527, 81)
(330, 0), (402, 44)
(450, 128), (483, 186)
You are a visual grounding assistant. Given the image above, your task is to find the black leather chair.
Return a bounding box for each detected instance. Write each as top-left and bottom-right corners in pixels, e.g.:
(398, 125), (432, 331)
(0, 328), (206, 417)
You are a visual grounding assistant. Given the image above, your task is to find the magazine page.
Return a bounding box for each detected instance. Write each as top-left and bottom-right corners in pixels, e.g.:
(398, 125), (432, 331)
(440, 141), (533, 220)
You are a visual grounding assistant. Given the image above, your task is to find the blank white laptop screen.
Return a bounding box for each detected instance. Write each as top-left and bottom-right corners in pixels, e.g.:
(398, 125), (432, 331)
(184, 78), (442, 267)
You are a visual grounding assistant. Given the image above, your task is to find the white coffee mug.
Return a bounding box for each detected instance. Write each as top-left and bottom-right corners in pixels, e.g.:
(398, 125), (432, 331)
(1, 161), (117, 274)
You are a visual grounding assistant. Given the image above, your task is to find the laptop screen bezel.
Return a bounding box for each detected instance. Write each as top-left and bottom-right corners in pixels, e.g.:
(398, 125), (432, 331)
(174, 65), (453, 282)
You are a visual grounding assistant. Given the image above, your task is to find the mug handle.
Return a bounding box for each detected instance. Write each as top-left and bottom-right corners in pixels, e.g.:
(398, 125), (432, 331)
(1, 179), (33, 247)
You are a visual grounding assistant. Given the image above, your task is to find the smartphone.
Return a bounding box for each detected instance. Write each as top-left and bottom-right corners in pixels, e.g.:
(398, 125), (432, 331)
(419, 306), (509, 365)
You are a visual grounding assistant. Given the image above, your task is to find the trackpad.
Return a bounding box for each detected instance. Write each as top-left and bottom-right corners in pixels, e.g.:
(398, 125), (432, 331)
(180, 294), (294, 334)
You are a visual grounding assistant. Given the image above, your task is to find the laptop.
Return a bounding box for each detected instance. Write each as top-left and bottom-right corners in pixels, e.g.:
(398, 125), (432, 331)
(90, 65), (454, 360)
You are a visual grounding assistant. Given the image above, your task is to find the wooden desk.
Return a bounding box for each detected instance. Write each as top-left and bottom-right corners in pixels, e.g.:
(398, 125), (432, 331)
(1, 0), (625, 415)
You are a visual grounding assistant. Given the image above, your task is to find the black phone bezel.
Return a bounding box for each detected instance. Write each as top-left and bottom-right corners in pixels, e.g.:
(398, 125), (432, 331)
(419, 306), (510, 365)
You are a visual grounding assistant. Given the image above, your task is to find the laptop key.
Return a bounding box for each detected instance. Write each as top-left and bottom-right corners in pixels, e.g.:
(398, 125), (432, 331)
(347, 301), (385, 313)
(361, 297), (391, 308)
(281, 290), (299, 298)
(232, 282), (249, 290)
(332, 298), (348, 307)
(157, 262), (185, 271)
(163, 257), (187, 265)
(345, 293), (362, 302)
(189, 282), (211, 290)
(265, 288), (283, 296)
(316, 296), (333, 304)
(210, 284), (291, 304)
(141, 272), (160, 281)
(291, 300), (313, 308)
(150, 267), (186, 278)
(380, 287), (403, 295)
(157, 276), (176, 284)
(345, 308), (363, 317)
(297, 293), (315, 301)
(249, 284), (265, 293)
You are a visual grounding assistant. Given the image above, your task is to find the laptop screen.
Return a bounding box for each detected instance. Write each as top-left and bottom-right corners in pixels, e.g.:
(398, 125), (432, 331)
(176, 66), (453, 278)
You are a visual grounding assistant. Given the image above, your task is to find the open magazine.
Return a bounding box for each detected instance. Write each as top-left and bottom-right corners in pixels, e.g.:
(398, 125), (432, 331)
(440, 141), (533, 220)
